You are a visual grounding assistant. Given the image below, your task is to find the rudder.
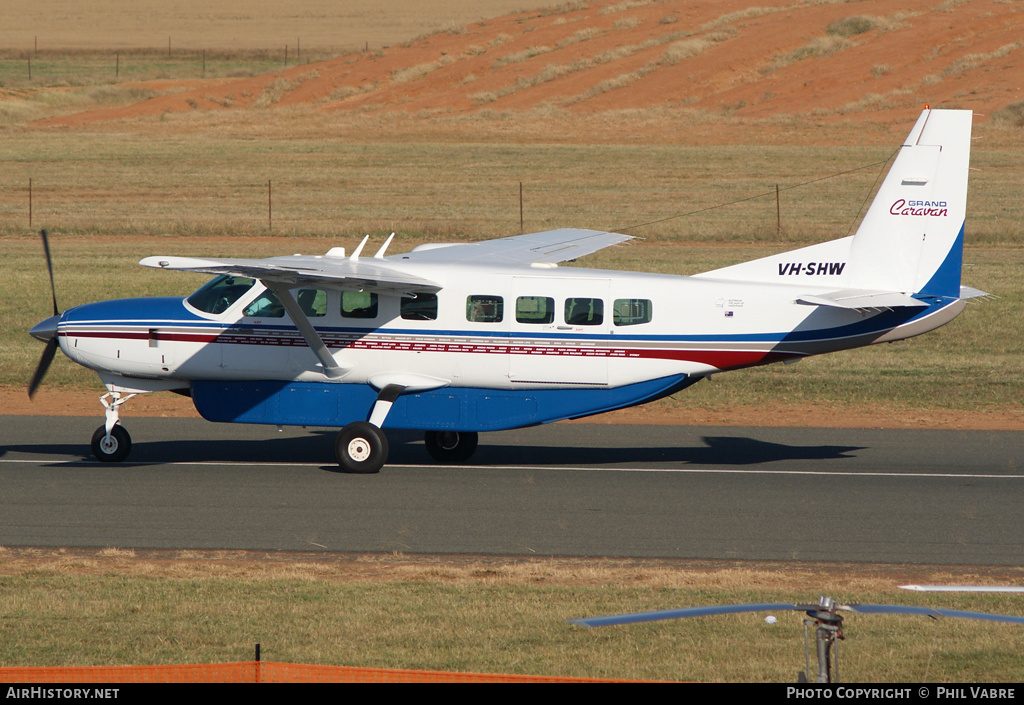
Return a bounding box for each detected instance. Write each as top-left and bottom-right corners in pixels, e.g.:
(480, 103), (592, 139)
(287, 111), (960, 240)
(846, 109), (972, 298)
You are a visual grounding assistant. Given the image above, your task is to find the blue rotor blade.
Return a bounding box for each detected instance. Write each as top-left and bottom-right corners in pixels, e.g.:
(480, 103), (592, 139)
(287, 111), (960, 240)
(849, 604), (1024, 624)
(570, 603), (800, 627)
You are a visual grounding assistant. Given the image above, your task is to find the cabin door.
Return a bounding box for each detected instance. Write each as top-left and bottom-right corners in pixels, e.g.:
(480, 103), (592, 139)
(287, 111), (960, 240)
(508, 276), (609, 387)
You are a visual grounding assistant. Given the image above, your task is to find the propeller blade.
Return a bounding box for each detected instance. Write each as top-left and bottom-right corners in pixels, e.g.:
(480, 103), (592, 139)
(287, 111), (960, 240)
(40, 229), (59, 316)
(29, 230), (62, 399)
(28, 337), (58, 399)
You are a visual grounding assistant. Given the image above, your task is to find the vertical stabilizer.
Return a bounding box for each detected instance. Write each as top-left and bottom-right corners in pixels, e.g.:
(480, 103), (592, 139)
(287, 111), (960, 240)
(846, 109), (972, 298)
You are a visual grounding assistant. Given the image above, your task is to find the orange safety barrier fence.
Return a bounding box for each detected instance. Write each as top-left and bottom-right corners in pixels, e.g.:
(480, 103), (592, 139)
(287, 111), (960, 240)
(0, 662), (641, 683)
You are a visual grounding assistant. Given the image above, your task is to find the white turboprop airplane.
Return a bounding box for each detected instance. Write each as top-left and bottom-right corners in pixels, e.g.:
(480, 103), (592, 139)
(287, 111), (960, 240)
(29, 108), (983, 473)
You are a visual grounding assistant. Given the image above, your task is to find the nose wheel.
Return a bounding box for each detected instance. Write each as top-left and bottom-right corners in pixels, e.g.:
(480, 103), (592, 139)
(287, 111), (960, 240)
(90, 391), (136, 463)
(91, 424), (132, 462)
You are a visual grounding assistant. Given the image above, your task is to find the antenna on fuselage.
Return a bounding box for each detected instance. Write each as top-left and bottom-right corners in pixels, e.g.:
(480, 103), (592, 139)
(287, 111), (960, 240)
(349, 235), (369, 260)
(374, 233), (396, 259)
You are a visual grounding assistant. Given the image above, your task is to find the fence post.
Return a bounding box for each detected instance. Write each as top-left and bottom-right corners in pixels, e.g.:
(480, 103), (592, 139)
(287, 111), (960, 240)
(776, 184), (781, 235)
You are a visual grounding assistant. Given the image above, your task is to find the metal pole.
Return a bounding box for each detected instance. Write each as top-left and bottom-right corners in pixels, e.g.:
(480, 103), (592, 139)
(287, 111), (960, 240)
(519, 182), (524, 233)
(268, 180), (272, 231)
(776, 184), (781, 235)
(29, 178), (32, 227)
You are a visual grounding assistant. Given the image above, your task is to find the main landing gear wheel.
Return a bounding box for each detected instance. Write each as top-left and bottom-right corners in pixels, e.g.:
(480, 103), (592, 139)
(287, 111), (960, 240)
(91, 424), (132, 463)
(423, 430), (478, 463)
(335, 421), (389, 474)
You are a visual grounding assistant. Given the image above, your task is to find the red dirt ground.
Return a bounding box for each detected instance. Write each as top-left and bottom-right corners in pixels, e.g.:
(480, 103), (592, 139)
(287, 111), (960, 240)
(38, 0), (1024, 133)
(17, 0), (1024, 432)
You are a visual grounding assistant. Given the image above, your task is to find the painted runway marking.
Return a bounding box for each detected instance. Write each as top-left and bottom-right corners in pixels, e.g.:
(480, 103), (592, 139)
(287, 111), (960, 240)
(2, 457), (1023, 480)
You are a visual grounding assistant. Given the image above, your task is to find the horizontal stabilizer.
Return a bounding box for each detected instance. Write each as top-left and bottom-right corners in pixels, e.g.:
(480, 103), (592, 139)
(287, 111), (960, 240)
(796, 289), (927, 311)
(959, 285), (991, 300)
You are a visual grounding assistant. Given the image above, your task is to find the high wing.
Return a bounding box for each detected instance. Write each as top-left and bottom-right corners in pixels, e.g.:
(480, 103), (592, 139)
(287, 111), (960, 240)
(140, 228), (632, 289)
(139, 254), (441, 293)
(394, 228), (632, 265)
(139, 229), (631, 382)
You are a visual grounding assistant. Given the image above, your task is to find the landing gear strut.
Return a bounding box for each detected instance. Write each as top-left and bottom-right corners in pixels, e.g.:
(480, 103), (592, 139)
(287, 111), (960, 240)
(91, 392), (135, 462)
(333, 384), (404, 473)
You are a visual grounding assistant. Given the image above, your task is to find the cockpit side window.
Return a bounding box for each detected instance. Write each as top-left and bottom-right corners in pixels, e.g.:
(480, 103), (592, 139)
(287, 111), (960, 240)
(186, 275), (256, 315)
(243, 290), (286, 318)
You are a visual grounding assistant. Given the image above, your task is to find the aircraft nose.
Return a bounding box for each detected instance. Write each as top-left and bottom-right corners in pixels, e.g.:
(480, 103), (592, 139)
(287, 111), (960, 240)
(29, 314), (60, 343)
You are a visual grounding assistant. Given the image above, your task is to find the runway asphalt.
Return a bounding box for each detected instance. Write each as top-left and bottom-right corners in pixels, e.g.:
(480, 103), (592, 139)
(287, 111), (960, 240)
(2, 415), (1023, 565)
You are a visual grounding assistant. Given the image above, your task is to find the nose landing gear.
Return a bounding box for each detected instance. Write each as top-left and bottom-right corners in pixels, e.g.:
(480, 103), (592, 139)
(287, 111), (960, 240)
(91, 392), (135, 463)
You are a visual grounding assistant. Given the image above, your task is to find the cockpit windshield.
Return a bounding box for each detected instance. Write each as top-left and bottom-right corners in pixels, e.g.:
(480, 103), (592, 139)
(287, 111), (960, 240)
(186, 275), (256, 314)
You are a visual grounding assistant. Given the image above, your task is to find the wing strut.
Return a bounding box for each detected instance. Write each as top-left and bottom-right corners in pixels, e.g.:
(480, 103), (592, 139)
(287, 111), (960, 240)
(263, 282), (349, 379)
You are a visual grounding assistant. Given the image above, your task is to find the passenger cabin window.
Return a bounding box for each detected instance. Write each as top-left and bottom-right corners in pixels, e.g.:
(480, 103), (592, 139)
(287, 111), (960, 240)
(401, 293), (438, 321)
(186, 275), (256, 314)
(516, 296), (555, 324)
(564, 297), (603, 326)
(297, 289), (327, 317)
(243, 290), (285, 318)
(467, 295), (503, 323)
(613, 298), (653, 326)
(341, 291), (378, 319)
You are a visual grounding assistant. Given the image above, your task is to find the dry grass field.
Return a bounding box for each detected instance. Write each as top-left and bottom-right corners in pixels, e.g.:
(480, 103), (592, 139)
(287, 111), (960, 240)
(2, 548), (1024, 681)
(2, 0), (1024, 681)
(0, 0), (552, 52)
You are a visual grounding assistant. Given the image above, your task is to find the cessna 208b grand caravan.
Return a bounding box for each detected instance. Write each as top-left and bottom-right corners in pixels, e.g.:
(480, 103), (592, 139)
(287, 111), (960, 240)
(29, 108), (983, 473)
